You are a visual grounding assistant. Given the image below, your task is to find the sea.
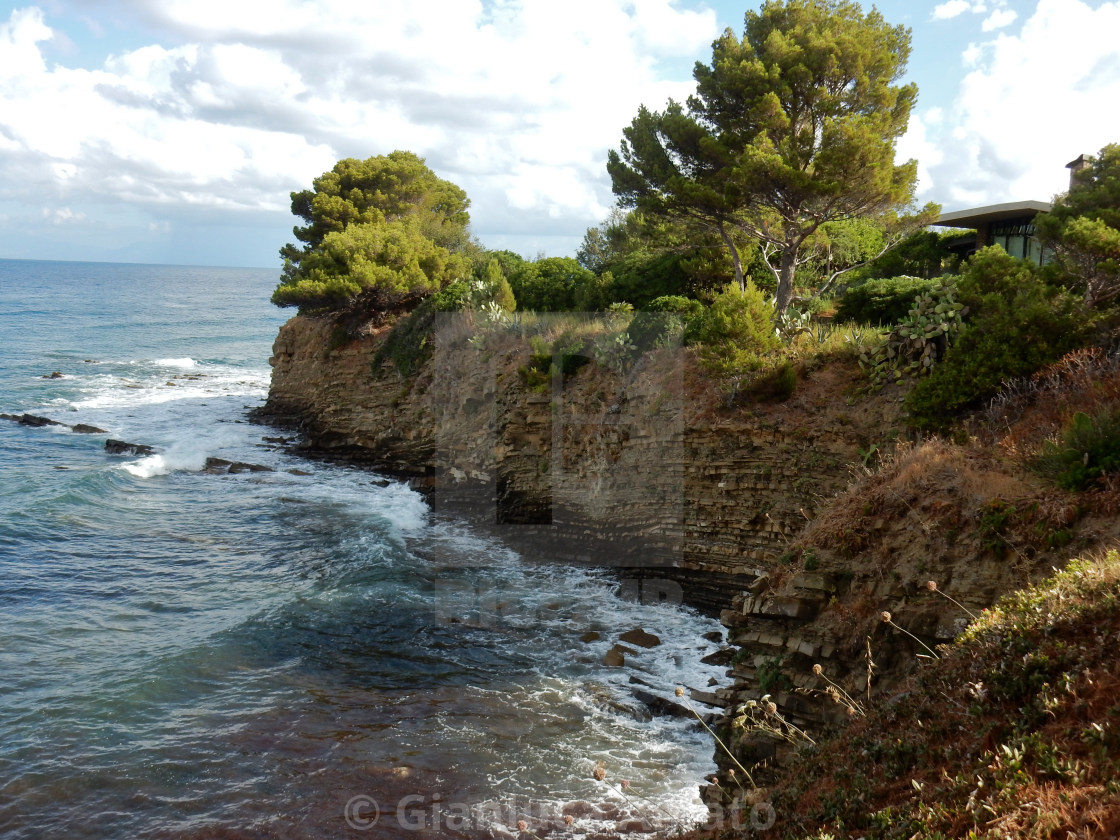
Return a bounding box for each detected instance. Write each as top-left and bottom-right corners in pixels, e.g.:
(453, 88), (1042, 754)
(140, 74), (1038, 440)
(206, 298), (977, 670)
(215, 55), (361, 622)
(0, 259), (726, 840)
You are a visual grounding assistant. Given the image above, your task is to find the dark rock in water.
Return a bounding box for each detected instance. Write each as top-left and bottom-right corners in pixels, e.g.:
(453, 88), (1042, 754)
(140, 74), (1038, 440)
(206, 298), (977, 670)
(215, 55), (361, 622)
(71, 424), (108, 434)
(105, 439), (155, 456)
(619, 627), (661, 649)
(703, 631), (724, 643)
(371, 478), (391, 487)
(227, 461), (274, 474)
(287, 469), (312, 476)
(3, 414), (105, 434)
(613, 643), (638, 657)
(602, 649), (625, 667)
(262, 436), (292, 444)
(7, 413), (66, 428)
(579, 631), (601, 643)
(202, 457), (273, 474)
(43, 371), (64, 379)
(632, 689), (692, 719)
(165, 381), (177, 386)
(700, 647), (736, 667)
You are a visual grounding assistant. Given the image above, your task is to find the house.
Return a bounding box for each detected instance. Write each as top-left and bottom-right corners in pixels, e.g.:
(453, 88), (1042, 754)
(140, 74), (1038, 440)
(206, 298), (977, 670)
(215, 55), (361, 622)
(932, 155), (1091, 266)
(935, 199), (1051, 264)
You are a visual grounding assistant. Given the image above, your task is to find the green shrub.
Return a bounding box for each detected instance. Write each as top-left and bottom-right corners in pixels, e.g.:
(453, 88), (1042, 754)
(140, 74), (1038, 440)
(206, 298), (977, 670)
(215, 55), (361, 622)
(762, 361), (798, 401)
(835, 275), (942, 325)
(646, 295), (704, 315)
(685, 282), (781, 391)
(1034, 410), (1120, 490)
(906, 248), (1090, 429)
(627, 295), (704, 350)
(372, 282), (472, 377)
(507, 257), (597, 312)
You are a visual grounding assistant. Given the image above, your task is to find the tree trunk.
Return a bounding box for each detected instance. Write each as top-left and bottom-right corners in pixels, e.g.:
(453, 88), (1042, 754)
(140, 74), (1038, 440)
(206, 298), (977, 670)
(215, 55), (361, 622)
(718, 225), (746, 291)
(774, 245), (798, 314)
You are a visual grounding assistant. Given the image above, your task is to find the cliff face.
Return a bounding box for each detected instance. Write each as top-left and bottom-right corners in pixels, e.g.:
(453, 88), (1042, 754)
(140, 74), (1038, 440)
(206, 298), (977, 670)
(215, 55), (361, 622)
(258, 313), (900, 613)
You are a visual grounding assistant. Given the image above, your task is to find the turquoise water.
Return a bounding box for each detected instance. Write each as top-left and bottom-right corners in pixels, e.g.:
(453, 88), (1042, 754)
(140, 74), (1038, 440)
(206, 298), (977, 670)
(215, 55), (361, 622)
(0, 260), (723, 839)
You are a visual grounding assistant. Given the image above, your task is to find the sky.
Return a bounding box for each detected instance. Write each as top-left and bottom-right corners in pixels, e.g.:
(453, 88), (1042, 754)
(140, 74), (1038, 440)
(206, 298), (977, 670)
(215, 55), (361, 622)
(0, 0), (1118, 268)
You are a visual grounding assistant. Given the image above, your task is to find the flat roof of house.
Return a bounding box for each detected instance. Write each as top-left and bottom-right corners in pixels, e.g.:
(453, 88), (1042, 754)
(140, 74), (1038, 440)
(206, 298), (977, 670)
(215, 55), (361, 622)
(934, 200), (1051, 228)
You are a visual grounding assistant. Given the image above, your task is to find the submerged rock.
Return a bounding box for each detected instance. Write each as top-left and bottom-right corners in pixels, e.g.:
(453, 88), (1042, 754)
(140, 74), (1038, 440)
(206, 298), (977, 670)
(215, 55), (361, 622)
(602, 649), (625, 667)
(228, 462), (274, 474)
(3, 413), (107, 434)
(202, 457), (274, 474)
(700, 647), (736, 667)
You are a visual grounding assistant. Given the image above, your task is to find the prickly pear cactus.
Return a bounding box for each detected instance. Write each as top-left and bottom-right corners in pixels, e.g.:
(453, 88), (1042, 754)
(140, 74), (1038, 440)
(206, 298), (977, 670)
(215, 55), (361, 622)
(859, 280), (967, 389)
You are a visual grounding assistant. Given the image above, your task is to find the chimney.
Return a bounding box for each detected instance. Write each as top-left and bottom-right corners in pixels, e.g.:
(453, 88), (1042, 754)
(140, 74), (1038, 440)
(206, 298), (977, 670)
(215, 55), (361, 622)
(1066, 154), (1093, 191)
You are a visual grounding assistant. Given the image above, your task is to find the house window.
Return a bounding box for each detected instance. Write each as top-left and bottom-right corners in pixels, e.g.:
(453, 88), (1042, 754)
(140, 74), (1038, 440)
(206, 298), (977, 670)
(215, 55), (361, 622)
(989, 217), (1046, 265)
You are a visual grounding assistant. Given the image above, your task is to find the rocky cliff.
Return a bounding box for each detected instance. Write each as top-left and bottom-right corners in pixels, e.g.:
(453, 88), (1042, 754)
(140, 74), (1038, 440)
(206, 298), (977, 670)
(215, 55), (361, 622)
(256, 313), (901, 613)
(256, 312), (1115, 819)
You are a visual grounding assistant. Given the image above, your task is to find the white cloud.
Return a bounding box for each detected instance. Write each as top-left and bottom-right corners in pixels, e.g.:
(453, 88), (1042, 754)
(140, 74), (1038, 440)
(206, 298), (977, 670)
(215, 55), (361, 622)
(42, 207), (86, 224)
(961, 42), (985, 67)
(980, 8), (1018, 30)
(0, 6), (51, 78)
(913, 0), (1120, 210)
(0, 1), (719, 260)
(932, 0), (971, 20)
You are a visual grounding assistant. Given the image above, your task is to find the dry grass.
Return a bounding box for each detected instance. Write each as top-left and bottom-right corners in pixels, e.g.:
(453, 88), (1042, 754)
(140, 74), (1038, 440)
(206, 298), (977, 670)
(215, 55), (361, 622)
(738, 548), (1120, 840)
(982, 347), (1120, 456)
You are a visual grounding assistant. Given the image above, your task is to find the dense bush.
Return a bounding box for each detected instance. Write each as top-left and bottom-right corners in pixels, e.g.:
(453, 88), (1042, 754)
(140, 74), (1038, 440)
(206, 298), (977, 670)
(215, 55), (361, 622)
(627, 295), (704, 350)
(835, 275), (942, 324)
(685, 282), (781, 386)
(906, 248), (1091, 429)
(605, 251), (697, 308)
(858, 228), (964, 282)
(272, 218), (471, 310)
(507, 257), (601, 312)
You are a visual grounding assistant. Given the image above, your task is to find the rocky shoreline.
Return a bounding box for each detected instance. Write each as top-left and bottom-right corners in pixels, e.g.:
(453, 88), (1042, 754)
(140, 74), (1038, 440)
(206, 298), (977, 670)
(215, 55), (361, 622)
(252, 311), (1107, 823)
